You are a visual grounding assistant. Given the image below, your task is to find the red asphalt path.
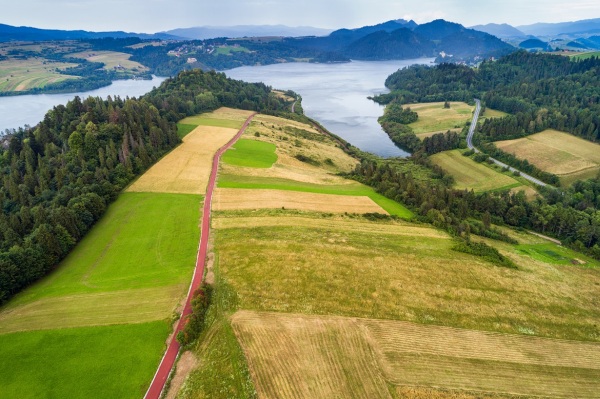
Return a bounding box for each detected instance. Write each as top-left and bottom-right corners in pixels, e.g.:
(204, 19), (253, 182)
(143, 113), (257, 399)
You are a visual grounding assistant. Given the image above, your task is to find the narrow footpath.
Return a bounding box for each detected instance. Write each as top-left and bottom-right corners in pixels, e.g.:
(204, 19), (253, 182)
(143, 113), (256, 399)
(467, 99), (547, 187)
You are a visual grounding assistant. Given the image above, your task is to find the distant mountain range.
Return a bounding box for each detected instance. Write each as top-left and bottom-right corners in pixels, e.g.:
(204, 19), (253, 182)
(517, 18), (600, 36)
(289, 19), (514, 62)
(163, 25), (333, 40)
(0, 24), (179, 42)
(470, 23), (527, 38)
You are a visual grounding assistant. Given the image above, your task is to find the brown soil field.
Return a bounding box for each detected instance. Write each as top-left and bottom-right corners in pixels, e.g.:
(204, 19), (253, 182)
(127, 125), (239, 194)
(232, 311), (600, 399)
(495, 130), (600, 180)
(213, 188), (387, 214)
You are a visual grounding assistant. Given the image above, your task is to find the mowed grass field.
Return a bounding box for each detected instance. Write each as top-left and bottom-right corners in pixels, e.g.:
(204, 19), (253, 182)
(222, 139), (278, 168)
(407, 101), (473, 135)
(430, 149), (527, 193)
(0, 58), (78, 92)
(232, 311), (600, 399)
(495, 129), (600, 185)
(0, 321), (169, 399)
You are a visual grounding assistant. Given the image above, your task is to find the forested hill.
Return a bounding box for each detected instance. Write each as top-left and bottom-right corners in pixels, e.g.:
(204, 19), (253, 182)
(0, 69), (292, 304)
(376, 51), (600, 142)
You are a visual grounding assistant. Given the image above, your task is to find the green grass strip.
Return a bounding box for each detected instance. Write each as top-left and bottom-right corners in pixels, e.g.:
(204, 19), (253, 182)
(222, 139), (278, 168)
(218, 174), (413, 219)
(177, 123), (198, 139)
(0, 321), (169, 399)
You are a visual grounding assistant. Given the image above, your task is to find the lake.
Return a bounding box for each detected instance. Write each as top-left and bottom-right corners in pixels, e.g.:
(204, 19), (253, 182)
(0, 75), (166, 133)
(225, 59), (433, 157)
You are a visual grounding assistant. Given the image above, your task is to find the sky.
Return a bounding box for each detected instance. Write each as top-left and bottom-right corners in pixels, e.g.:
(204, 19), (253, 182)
(1, 0), (599, 33)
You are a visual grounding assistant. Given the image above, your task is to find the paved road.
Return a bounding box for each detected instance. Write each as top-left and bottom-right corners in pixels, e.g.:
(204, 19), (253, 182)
(143, 113), (256, 399)
(467, 99), (547, 187)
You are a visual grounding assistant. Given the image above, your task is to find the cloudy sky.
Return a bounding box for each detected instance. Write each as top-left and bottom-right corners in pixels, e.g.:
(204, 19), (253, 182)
(2, 0), (599, 32)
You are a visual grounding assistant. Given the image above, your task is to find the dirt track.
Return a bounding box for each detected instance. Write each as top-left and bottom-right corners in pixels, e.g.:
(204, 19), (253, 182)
(143, 113), (256, 399)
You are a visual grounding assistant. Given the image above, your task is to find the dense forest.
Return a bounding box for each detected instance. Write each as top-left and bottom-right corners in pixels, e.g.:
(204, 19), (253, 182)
(376, 51), (600, 143)
(0, 69), (291, 304)
(351, 155), (600, 262)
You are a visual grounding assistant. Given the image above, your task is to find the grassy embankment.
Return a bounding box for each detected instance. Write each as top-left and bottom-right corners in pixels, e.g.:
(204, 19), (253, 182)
(0, 107), (253, 399)
(495, 129), (600, 186)
(177, 112), (600, 399)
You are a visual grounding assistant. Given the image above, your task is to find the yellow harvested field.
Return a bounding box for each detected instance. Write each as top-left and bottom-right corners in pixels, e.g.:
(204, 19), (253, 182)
(232, 311), (392, 399)
(213, 188), (387, 214)
(0, 284), (185, 334)
(408, 102), (474, 135)
(232, 311), (600, 399)
(128, 125), (239, 194)
(495, 130), (600, 180)
(213, 215), (448, 239)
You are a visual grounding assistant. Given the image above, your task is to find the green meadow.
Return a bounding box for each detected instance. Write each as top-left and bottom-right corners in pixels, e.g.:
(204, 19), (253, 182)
(218, 174), (413, 218)
(0, 192), (201, 398)
(222, 139), (278, 168)
(0, 322), (168, 399)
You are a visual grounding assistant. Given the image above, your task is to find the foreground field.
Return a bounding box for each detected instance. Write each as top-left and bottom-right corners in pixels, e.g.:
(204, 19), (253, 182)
(495, 129), (600, 185)
(431, 149), (525, 193)
(171, 110), (600, 399)
(0, 58), (77, 92)
(232, 311), (600, 399)
(0, 322), (168, 399)
(408, 101), (474, 136)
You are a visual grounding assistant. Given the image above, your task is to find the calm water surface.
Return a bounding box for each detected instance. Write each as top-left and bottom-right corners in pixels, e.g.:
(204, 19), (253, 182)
(226, 59), (433, 157)
(0, 76), (166, 133)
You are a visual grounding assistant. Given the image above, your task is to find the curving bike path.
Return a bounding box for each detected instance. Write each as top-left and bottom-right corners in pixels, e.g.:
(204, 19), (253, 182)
(467, 99), (547, 187)
(143, 113), (256, 399)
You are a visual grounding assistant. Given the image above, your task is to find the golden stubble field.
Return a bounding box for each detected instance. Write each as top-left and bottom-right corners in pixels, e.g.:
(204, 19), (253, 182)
(232, 311), (600, 399)
(213, 188), (387, 214)
(495, 129), (600, 184)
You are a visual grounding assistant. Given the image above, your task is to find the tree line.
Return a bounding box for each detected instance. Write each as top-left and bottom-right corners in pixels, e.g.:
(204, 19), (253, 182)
(0, 69), (291, 304)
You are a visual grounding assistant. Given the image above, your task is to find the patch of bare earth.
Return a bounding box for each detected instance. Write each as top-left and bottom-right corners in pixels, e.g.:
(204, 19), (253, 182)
(165, 351), (198, 399)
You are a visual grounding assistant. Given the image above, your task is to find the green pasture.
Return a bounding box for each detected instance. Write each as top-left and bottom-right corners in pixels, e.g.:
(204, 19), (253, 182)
(179, 115), (243, 129)
(177, 123), (198, 138)
(516, 243), (599, 268)
(0, 321), (168, 399)
(217, 174), (413, 218)
(5, 192), (200, 310)
(222, 139), (278, 168)
(214, 46), (250, 55)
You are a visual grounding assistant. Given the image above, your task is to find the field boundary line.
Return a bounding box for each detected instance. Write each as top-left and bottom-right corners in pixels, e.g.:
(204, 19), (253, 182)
(143, 112), (256, 399)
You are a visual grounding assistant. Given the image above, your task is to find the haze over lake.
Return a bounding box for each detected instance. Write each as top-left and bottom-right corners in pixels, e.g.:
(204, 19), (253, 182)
(226, 59), (433, 157)
(0, 76), (166, 133)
